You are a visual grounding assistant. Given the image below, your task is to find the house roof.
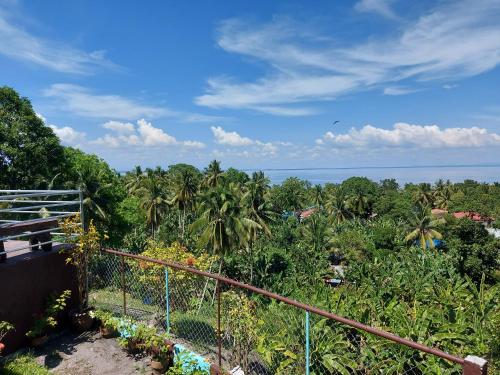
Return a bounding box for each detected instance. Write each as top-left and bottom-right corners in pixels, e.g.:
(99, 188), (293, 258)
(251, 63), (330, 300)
(452, 211), (490, 222)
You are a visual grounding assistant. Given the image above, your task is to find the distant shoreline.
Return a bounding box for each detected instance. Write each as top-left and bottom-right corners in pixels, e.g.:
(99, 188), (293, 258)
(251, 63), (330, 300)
(243, 164), (500, 172)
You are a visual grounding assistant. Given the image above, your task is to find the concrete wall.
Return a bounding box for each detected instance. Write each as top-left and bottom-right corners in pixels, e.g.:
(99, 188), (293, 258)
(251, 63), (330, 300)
(0, 244), (79, 354)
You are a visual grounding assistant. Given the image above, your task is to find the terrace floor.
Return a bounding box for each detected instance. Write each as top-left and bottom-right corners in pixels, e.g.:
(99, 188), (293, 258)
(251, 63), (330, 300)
(30, 331), (148, 375)
(1, 240), (68, 265)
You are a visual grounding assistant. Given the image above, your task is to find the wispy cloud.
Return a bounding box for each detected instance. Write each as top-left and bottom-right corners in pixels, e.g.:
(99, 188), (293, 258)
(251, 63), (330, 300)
(383, 86), (420, 96)
(316, 123), (500, 149)
(44, 84), (224, 122)
(0, 6), (116, 74)
(44, 84), (171, 119)
(196, 1), (500, 115)
(354, 0), (399, 20)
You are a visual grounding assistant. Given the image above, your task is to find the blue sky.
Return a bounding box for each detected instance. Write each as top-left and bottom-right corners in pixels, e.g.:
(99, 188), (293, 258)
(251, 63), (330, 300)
(1, 0), (500, 170)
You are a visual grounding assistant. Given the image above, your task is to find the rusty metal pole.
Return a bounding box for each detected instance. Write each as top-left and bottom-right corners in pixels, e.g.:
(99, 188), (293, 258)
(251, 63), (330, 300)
(462, 356), (488, 375)
(121, 255), (127, 315)
(217, 280), (222, 368)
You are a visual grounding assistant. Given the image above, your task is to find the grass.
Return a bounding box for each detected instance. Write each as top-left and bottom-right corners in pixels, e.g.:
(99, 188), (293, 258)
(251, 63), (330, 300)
(0, 354), (51, 375)
(89, 287), (158, 314)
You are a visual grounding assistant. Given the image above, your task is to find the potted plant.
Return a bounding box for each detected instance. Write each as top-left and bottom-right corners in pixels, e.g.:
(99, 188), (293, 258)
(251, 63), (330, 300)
(144, 333), (173, 373)
(117, 319), (155, 354)
(26, 290), (71, 347)
(90, 310), (120, 338)
(60, 217), (100, 332)
(0, 321), (14, 355)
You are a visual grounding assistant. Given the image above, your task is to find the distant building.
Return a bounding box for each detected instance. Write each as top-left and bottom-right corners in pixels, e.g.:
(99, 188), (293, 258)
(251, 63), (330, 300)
(299, 207), (318, 221)
(452, 211), (493, 224)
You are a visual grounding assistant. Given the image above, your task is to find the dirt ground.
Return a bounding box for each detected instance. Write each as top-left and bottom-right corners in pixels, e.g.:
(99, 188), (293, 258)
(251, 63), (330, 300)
(33, 331), (150, 374)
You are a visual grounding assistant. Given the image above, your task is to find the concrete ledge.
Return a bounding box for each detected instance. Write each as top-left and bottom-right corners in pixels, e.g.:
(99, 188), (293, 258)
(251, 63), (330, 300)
(0, 243), (78, 354)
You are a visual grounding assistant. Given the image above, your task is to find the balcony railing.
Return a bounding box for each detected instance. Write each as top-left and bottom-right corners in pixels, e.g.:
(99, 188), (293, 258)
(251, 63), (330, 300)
(0, 190), (82, 261)
(90, 248), (488, 375)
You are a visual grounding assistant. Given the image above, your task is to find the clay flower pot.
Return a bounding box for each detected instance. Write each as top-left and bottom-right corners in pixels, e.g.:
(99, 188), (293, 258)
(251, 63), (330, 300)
(150, 358), (168, 374)
(29, 334), (48, 347)
(70, 310), (94, 332)
(99, 326), (117, 338)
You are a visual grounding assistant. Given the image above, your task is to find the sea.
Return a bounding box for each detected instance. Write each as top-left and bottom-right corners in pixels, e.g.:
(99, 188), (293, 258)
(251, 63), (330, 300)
(243, 165), (500, 185)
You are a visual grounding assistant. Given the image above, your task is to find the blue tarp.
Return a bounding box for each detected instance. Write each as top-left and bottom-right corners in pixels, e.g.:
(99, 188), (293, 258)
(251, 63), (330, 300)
(173, 344), (211, 373)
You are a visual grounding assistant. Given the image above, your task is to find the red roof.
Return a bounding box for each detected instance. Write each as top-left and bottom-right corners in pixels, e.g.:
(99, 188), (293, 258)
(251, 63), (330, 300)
(300, 208), (318, 219)
(452, 211), (487, 222)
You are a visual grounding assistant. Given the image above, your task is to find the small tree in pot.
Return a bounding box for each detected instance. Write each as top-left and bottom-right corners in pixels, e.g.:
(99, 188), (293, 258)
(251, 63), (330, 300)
(60, 216), (101, 331)
(144, 332), (173, 373)
(26, 290), (71, 347)
(0, 321), (14, 355)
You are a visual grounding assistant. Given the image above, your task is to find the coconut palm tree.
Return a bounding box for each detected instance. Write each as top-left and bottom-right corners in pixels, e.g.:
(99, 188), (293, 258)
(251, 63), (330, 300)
(301, 213), (331, 254)
(191, 183), (260, 303)
(414, 183), (434, 207)
(77, 167), (112, 227)
(170, 169), (198, 239)
(347, 191), (370, 218)
(124, 165), (144, 194)
(311, 184), (324, 207)
(242, 172), (275, 282)
(203, 160), (224, 188)
(325, 191), (352, 225)
(191, 183), (259, 260)
(135, 171), (169, 237)
(405, 206), (445, 250)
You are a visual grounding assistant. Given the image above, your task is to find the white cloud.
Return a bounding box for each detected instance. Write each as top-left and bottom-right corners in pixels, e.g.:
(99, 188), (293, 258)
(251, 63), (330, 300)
(317, 123), (500, 149)
(354, 0), (399, 20)
(136, 119), (177, 146)
(211, 126), (254, 146)
(210, 126), (289, 158)
(383, 86), (419, 96)
(196, 1), (500, 115)
(93, 119), (205, 149)
(0, 7), (115, 74)
(44, 84), (170, 120)
(36, 112), (86, 145)
(102, 120), (135, 134)
(49, 124), (86, 145)
(443, 84), (458, 90)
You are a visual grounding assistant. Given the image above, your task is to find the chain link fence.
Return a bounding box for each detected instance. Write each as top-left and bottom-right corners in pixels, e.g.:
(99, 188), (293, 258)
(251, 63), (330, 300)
(89, 249), (469, 375)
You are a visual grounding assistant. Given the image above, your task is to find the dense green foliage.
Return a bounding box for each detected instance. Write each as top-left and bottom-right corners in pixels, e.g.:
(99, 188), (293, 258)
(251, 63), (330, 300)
(2, 88), (499, 372)
(0, 354), (51, 375)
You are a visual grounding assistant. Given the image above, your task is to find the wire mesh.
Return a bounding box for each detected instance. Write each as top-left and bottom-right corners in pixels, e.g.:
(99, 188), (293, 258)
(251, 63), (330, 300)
(89, 251), (464, 375)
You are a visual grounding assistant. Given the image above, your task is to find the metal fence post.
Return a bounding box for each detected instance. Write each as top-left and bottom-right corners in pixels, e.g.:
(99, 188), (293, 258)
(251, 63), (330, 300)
(216, 281), (222, 368)
(462, 356), (488, 375)
(165, 267), (170, 333)
(305, 310), (310, 375)
(121, 255), (127, 315)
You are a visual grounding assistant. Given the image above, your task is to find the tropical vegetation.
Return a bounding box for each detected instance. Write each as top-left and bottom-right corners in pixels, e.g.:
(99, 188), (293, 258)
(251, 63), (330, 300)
(1, 86), (499, 373)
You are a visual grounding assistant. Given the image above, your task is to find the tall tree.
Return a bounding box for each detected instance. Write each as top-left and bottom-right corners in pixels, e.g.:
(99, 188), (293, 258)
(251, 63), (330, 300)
(203, 160), (224, 188)
(170, 168), (198, 240)
(414, 183), (434, 207)
(326, 191), (352, 224)
(0, 86), (64, 189)
(405, 206), (445, 250)
(191, 183), (260, 269)
(243, 172), (275, 282)
(124, 165), (144, 194)
(135, 171), (169, 237)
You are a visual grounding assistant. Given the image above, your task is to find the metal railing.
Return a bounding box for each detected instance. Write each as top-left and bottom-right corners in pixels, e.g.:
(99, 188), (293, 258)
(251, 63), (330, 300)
(89, 248), (488, 375)
(0, 190), (83, 256)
